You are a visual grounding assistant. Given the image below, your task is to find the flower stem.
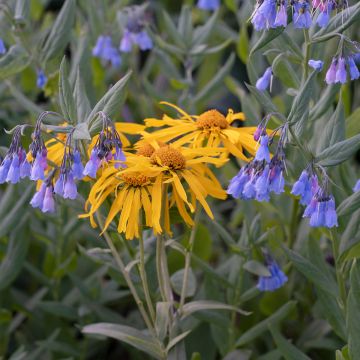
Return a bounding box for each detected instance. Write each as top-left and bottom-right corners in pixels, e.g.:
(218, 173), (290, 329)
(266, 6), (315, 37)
(138, 230), (156, 324)
(179, 207), (201, 312)
(302, 29), (311, 83)
(330, 228), (347, 312)
(95, 213), (155, 334)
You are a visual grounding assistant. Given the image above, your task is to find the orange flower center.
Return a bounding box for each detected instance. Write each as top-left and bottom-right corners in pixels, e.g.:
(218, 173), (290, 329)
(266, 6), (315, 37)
(121, 173), (149, 187)
(196, 110), (228, 130)
(137, 142), (166, 157)
(151, 146), (186, 170)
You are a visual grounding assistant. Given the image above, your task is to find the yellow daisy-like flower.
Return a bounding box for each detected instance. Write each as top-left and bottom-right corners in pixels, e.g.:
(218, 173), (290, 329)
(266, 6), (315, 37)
(81, 143), (226, 240)
(125, 142), (227, 231)
(143, 102), (259, 161)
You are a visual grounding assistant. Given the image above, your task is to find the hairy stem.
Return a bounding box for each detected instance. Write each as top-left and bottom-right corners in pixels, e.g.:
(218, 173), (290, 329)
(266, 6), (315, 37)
(302, 29), (311, 83)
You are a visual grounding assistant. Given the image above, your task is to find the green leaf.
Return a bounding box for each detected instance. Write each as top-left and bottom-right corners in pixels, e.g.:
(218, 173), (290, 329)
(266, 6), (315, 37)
(236, 24), (249, 64)
(288, 70), (317, 125)
(312, 3), (360, 43)
(346, 107), (360, 137)
(272, 57), (300, 89)
(337, 191), (360, 217)
(339, 210), (360, 262)
(181, 300), (250, 320)
(40, 0), (76, 63)
(282, 246), (338, 298)
(347, 261), (360, 359)
(243, 260), (271, 277)
(270, 327), (311, 360)
(246, 84), (278, 114)
(82, 323), (165, 359)
(315, 134), (360, 167)
(38, 301), (77, 320)
(166, 331), (191, 353)
(310, 84), (341, 121)
(14, 0), (30, 26)
(59, 57), (77, 123)
(0, 45), (30, 80)
(171, 268), (197, 297)
(73, 122), (91, 140)
(249, 28), (285, 57)
(0, 221), (29, 291)
(177, 5), (193, 46)
(74, 70), (91, 123)
(155, 302), (171, 342)
(88, 71), (132, 132)
(317, 100), (345, 153)
(192, 10), (219, 46)
(236, 301), (296, 347)
(193, 54), (235, 104)
(161, 10), (185, 49)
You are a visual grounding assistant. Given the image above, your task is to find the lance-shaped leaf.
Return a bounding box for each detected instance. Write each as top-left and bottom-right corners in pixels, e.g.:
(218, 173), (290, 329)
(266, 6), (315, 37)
(59, 57), (77, 123)
(315, 133), (360, 167)
(245, 84), (278, 114)
(0, 45), (30, 80)
(40, 0), (76, 63)
(82, 323), (165, 359)
(249, 28), (284, 57)
(74, 70), (91, 123)
(337, 191), (360, 217)
(87, 71), (132, 132)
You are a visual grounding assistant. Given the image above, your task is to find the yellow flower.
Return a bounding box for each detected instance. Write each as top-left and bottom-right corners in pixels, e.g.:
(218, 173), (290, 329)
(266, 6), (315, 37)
(125, 142), (227, 231)
(143, 102), (259, 161)
(80, 164), (156, 240)
(81, 143), (226, 240)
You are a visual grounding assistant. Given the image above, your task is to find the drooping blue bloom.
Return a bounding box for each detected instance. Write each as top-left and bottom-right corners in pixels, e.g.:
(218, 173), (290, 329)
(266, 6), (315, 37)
(19, 149), (31, 179)
(256, 67), (272, 91)
(354, 53), (360, 64)
(335, 57), (347, 84)
(308, 59), (324, 71)
(54, 173), (65, 197)
(269, 165), (285, 194)
(0, 156), (11, 184)
(325, 58), (337, 84)
(227, 168), (250, 199)
(348, 57), (360, 81)
(291, 170), (317, 205)
(316, 3), (332, 28)
(6, 154), (20, 184)
(251, 0), (277, 31)
(93, 35), (121, 68)
(63, 173), (77, 200)
(31, 150), (47, 181)
(42, 185), (55, 213)
(197, 0), (220, 10)
(353, 179), (360, 192)
(255, 165), (270, 201)
(71, 150), (84, 179)
(257, 261), (288, 292)
(309, 200), (327, 227)
(274, 1), (288, 27)
(0, 38), (6, 55)
(120, 25), (153, 53)
(114, 146), (126, 169)
(30, 183), (47, 209)
(293, 1), (312, 29)
(325, 197), (338, 228)
(83, 149), (101, 178)
(36, 69), (47, 89)
(255, 135), (271, 163)
(242, 180), (257, 200)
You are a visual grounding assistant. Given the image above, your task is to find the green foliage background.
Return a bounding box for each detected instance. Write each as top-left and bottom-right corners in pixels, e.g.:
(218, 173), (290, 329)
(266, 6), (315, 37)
(0, 0), (360, 359)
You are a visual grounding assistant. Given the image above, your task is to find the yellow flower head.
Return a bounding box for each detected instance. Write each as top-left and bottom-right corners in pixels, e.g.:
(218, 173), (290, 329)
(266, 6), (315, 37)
(143, 102), (260, 161)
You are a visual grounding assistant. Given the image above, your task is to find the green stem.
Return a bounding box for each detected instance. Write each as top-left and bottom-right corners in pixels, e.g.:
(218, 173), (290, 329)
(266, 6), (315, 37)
(138, 230), (156, 324)
(95, 213), (155, 333)
(179, 208), (201, 312)
(302, 29), (311, 84)
(288, 198), (299, 249)
(330, 229), (347, 312)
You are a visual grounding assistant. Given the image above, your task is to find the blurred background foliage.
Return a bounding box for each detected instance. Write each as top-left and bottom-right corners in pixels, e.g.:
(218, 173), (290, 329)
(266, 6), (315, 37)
(0, 0), (360, 359)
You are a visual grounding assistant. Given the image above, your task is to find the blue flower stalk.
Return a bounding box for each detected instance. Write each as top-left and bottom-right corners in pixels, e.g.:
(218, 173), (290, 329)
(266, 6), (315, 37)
(93, 35), (121, 68)
(83, 113), (126, 178)
(257, 256), (288, 292)
(0, 127), (31, 185)
(54, 133), (84, 200)
(227, 122), (287, 202)
(29, 115), (48, 181)
(119, 8), (153, 52)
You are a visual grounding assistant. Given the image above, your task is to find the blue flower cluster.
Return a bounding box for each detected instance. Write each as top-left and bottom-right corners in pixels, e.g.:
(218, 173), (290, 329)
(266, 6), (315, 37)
(325, 55), (360, 84)
(257, 259), (288, 292)
(93, 36), (122, 68)
(251, 0), (348, 31)
(292, 169), (338, 228)
(227, 126), (286, 202)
